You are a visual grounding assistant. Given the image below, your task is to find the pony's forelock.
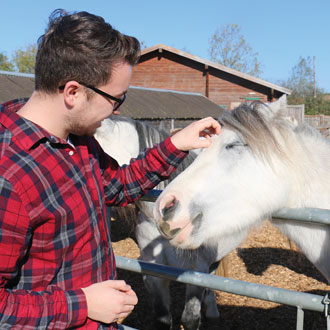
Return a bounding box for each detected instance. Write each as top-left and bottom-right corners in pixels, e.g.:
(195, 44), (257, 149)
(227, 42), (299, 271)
(219, 102), (291, 164)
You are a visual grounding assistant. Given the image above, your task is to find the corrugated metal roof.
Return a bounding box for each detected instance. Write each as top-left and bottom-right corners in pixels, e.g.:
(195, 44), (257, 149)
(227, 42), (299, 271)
(120, 86), (224, 119)
(0, 71), (35, 103)
(141, 44), (292, 95)
(0, 72), (224, 119)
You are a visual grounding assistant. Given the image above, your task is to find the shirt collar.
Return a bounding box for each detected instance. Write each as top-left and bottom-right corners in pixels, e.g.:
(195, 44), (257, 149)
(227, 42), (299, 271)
(0, 98), (66, 150)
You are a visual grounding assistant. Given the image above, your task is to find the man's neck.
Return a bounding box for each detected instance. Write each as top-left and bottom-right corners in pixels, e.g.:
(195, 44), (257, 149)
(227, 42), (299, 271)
(17, 91), (68, 140)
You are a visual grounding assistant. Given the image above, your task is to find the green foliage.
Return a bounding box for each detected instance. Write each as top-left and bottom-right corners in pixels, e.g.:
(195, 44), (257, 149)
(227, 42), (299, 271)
(287, 91), (330, 116)
(208, 24), (262, 77)
(12, 44), (36, 74)
(0, 52), (14, 71)
(285, 57), (315, 99)
(280, 56), (330, 115)
(304, 95), (330, 115)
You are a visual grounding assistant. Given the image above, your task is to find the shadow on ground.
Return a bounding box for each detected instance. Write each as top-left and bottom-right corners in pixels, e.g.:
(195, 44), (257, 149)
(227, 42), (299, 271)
(237, 247), (328, 284)
(118, 268), (328, 330)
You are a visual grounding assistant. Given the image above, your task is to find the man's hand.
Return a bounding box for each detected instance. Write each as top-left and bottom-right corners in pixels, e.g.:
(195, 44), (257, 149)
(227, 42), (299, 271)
(82, 280), (138, 324)
(170, 117), (221, 151)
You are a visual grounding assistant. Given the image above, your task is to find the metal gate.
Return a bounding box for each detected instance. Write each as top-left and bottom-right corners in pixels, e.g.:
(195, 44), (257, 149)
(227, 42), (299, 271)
(117, 191), (330, 330)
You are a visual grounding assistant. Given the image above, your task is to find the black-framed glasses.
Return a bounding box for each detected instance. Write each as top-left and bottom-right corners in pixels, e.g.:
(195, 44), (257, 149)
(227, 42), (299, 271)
(59, 83), (126, 110)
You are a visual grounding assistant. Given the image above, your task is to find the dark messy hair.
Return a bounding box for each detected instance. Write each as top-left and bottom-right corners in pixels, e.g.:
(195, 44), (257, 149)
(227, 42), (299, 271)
(35, 9), (140, 93)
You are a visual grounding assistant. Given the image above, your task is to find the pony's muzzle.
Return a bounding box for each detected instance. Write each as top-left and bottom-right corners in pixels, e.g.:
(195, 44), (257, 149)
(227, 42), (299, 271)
(155, 194), (184, 239)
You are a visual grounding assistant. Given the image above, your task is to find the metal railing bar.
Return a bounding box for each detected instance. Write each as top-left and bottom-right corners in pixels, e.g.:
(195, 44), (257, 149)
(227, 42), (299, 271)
(272, 207), (330, 226)
(115, 256), (325, 313)
(118, 324), (139, 330)
(139, 189), (161, 202)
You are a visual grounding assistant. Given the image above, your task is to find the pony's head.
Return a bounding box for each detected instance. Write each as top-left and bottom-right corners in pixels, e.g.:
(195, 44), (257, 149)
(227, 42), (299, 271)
(153, 96), (310, 249)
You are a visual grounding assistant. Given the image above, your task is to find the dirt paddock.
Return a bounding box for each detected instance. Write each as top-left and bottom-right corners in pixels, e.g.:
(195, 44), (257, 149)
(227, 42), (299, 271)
(110, 206), (330, 330)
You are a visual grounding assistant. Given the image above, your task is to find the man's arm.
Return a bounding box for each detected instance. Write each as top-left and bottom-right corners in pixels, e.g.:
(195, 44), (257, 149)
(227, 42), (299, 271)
(0, 179), (87, 329)
(100, 117), (221, 207)
(101, 135), (187, 206)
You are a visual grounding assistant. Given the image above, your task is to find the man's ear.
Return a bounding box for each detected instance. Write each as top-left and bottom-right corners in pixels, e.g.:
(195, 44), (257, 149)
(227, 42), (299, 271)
(61, 81), (82, 108)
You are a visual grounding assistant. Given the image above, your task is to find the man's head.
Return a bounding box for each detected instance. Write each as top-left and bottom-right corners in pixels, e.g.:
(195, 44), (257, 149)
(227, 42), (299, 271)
(35, 9), (140, 93)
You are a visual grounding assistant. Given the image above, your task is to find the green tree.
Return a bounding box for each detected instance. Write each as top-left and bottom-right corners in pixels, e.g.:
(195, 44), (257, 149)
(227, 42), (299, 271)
(280, 56), (330, 115)
(284, 56), (315, 103)
(12, 44), (36, 73)
(304, 95), (330, 115)
(0, 52), (14, 71)
(208, 24), (262, 77)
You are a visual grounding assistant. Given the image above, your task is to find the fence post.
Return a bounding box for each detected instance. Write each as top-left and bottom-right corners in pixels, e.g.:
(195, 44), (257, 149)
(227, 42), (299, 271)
(323, 293), (330, 330)
(296, 307), (304, 330)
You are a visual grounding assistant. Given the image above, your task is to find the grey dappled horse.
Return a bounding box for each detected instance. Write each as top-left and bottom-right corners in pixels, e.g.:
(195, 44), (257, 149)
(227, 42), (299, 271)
(95, 116), (221, 330)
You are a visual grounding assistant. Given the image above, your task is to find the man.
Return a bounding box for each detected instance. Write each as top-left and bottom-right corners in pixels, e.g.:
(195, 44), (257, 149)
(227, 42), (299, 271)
(0, 9), (220, 329)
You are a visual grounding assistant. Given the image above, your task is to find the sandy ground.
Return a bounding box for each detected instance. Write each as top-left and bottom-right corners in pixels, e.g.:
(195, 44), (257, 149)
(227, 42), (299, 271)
(110, 206), (330, 330)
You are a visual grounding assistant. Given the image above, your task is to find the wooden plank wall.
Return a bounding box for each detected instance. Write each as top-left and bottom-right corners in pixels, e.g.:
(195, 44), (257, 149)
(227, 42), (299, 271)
(132, 56), (269, 111)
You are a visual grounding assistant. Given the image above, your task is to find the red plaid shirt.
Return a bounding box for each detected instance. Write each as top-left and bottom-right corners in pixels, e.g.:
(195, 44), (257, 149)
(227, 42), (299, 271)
(0, 99), (186, 329)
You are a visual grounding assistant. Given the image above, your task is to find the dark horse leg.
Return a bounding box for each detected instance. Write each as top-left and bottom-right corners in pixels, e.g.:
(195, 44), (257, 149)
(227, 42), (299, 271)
(181, 284), (204, 330)
(143, 274), (172, 329)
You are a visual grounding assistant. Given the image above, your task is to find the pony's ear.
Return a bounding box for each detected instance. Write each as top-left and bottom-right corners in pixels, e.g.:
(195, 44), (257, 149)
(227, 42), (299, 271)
(267, 95), (287, 115)
(258, 95), (288, 119)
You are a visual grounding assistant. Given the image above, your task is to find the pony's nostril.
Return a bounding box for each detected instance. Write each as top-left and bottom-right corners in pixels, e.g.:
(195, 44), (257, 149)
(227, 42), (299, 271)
(166, 198), (176, 208)
(159, 221), (171, 238)
(159, 221), (181, 239)
(161, 197), (178, 221)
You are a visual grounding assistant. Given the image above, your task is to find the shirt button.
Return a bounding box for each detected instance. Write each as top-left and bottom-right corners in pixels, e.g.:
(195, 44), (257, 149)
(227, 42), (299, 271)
(69, 150), (74, 156)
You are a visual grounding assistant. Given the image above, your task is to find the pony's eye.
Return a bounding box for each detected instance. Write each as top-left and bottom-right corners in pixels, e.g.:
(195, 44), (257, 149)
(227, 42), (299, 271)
(225, 142), (247, 150)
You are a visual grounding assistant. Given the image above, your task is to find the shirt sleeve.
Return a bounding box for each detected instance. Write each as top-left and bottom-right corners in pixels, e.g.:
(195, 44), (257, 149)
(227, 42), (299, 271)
(101, 136), (188, 206)
(0, 178), (87, 329)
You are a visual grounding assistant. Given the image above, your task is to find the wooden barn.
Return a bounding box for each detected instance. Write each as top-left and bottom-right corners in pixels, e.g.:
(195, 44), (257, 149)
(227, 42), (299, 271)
(131, 44), (291, 110)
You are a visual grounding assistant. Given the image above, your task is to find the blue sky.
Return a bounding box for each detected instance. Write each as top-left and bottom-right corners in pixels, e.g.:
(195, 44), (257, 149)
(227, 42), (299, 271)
(1, 0), (329, 92)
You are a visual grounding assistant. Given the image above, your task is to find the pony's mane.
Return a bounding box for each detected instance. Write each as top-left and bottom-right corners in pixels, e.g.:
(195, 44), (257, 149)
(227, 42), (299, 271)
(134, 120), (169, 150)
(219, 102), (292, 162)
(134, 120), (197, 184)
(109, 115), (136, 128)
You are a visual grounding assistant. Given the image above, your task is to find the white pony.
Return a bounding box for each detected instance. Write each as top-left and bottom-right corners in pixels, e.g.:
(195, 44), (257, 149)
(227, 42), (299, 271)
(95, 117), (221, 330)
(153, 95), (330, 284)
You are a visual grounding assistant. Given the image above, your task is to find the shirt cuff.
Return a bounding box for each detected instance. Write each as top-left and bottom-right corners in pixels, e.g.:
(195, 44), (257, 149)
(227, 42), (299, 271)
(65, 289), (88, 328)
(157, 137), (188, 167)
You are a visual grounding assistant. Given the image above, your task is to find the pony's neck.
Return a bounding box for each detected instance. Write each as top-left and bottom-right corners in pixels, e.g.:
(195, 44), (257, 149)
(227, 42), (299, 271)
(284, 129), (330, 209)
